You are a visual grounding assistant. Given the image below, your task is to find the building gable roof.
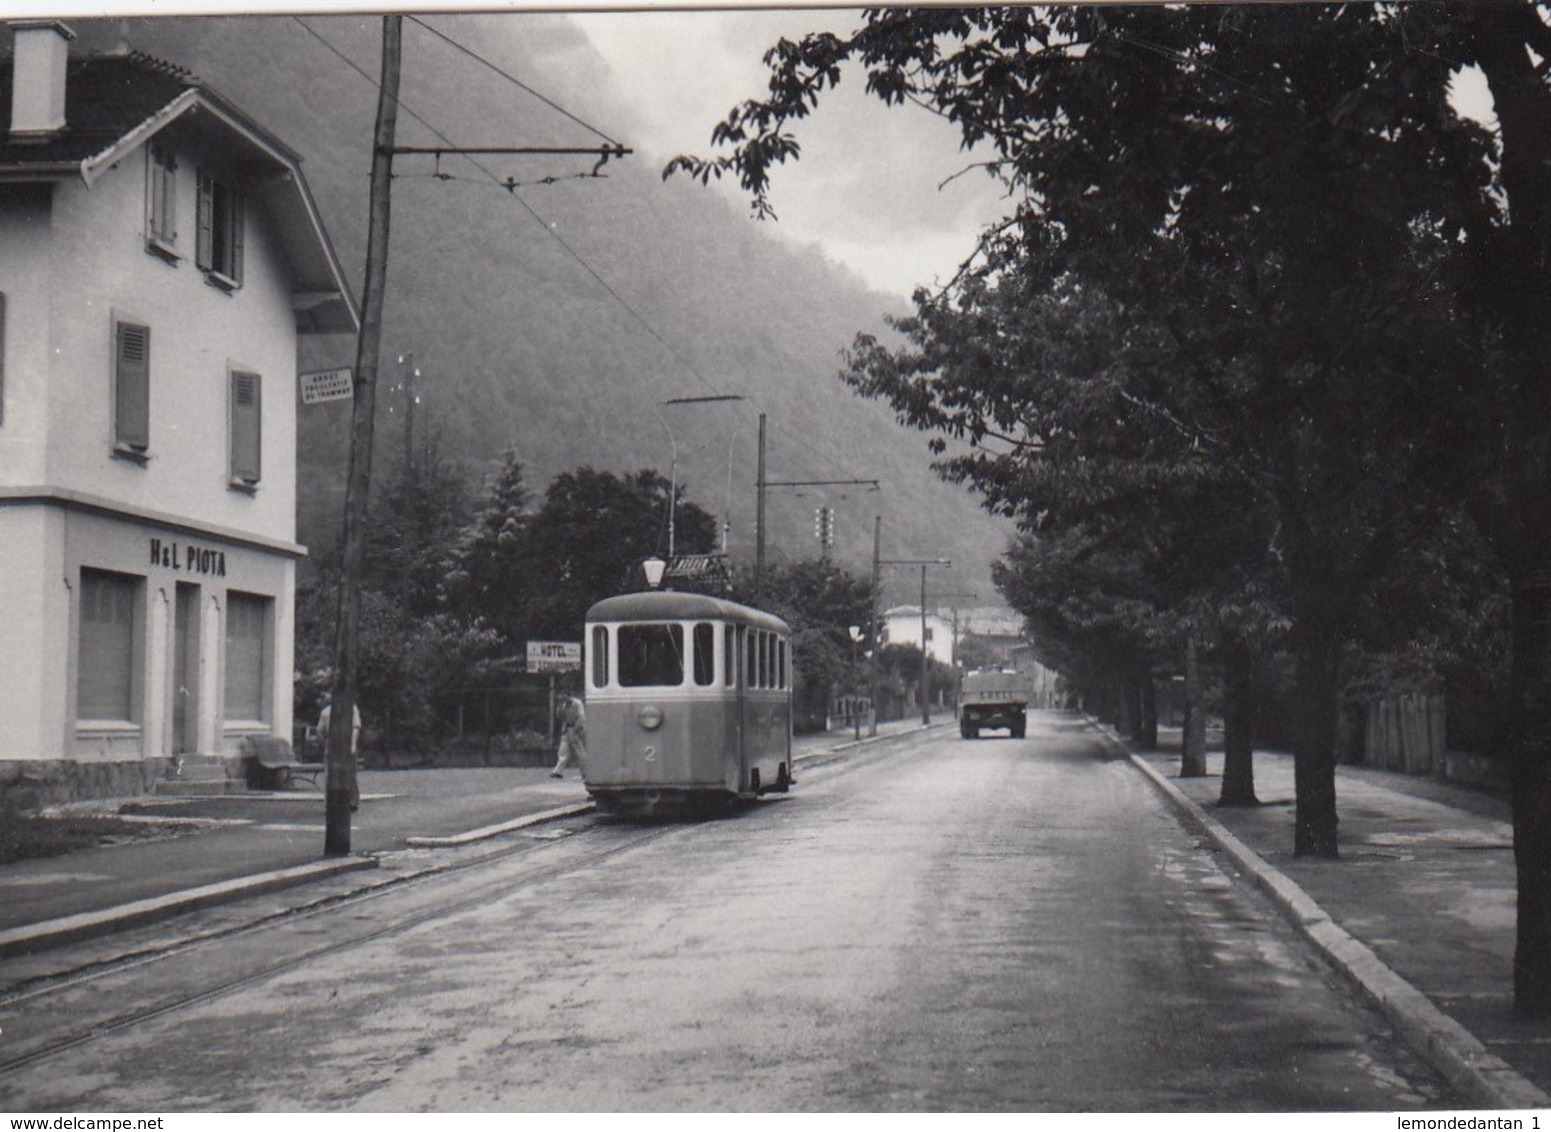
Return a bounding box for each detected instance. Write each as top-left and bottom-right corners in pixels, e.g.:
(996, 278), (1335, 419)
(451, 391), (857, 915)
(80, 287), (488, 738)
(1, 50), (358, 335)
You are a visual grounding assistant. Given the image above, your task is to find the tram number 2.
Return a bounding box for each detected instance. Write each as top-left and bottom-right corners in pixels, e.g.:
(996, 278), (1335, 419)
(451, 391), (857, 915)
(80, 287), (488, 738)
(642, 745), (657, 763)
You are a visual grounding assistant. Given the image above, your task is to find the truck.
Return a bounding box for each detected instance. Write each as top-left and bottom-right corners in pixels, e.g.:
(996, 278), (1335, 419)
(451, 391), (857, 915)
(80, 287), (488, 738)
(958, 668), (1031, 739)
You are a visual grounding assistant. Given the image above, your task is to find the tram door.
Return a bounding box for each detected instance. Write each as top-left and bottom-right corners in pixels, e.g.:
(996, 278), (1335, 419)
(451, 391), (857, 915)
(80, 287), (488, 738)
(731, 623), (747, 791)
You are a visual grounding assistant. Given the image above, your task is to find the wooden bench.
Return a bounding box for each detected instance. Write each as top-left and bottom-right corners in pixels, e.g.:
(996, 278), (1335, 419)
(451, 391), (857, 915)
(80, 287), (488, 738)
(244, 736), (326, 791)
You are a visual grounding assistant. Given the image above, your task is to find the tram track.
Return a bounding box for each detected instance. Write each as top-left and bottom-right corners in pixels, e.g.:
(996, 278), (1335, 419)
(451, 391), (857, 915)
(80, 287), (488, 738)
(0, 814), (679, 1078)
(0, 730), (930, 1082)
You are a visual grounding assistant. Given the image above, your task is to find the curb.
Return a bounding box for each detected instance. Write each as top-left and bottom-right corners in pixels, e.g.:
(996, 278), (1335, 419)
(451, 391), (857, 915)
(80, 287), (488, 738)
(404, 802), (596, 847)
(0, 856), (379, 960)
(794, 720), (949, 763)
(1122, 741), (1550, 1110)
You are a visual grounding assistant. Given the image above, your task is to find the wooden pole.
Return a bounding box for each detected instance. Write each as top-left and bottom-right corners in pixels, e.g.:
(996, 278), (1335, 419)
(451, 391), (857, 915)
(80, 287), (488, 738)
(920, 564), (930, 725)
(755, 413), (766, 605)
(325, 14), (400, 857)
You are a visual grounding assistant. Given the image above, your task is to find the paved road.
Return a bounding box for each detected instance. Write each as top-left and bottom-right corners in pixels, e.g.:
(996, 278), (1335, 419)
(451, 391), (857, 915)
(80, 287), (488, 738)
(0, 713), (1460, 1111)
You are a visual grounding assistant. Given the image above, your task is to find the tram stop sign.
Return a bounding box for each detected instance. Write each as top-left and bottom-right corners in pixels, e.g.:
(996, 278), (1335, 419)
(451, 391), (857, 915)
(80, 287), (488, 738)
(526, 640), (582, 673)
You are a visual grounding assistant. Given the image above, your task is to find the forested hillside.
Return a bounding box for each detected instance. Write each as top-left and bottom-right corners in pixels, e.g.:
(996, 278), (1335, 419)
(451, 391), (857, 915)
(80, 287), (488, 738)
(69, 13), (1010, 603)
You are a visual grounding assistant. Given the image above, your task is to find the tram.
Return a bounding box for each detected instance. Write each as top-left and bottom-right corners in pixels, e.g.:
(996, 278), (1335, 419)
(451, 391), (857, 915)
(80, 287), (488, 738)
(581, 590), (793, 816)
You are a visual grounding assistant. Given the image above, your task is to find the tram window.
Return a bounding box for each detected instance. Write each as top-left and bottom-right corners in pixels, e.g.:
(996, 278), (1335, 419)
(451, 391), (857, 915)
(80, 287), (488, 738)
(725, 625), (737, 687)
(778, 638), (788, 689)
(617, 623), (685, 687)
(591, 625), (609, 688)
(693, 622), (715, 687)
(746, 629), (758, 687)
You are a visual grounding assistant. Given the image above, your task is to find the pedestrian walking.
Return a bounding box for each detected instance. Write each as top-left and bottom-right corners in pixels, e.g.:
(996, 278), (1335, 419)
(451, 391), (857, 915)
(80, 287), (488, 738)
(318, 694), (364, 810)
(317, 696), (363, 762)
(551, 694), (587, 778)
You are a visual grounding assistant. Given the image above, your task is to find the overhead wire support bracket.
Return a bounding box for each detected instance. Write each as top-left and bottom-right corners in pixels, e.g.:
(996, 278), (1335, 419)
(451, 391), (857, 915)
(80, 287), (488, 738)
(388, 145), (632, 159)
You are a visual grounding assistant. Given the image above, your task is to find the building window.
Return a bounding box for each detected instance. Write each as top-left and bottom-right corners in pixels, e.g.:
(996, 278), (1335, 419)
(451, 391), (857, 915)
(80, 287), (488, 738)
(145, 145), (177, 258)
(197, 170), (244, 288)
(229, 369), (262, 488)
(113, 319), (151, 457)
(225, 592), (271, 722)
(78, 569), (139, 722)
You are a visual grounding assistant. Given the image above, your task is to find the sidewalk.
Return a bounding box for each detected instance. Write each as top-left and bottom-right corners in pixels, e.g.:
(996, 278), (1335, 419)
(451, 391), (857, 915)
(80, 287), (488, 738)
(0, 718), (933, 963)
(1122, 733), (1549, 1110)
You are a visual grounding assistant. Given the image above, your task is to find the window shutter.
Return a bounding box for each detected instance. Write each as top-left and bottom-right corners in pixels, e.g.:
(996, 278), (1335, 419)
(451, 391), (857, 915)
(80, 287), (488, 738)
(196, 171), (213, 270)
(163, 153), (177, 241)
(231, 193), (245, 285)
(114, 321), (150, 451)
(230, 371), (261, 483)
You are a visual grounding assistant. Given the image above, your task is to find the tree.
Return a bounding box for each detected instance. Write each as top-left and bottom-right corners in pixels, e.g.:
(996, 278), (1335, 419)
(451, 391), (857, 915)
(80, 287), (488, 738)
(743, 558), (876, 728)
(444, 449), (533, 650)
(1440, 1), (1551, 1022)
(523, 467), (719, 639)
(295, 441), (476, 759)
(671, 4), (1492, 862)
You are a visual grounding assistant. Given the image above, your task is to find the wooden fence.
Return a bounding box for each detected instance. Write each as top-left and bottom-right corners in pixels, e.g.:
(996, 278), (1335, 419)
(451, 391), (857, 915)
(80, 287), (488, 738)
(1362, 693), (1446, 775)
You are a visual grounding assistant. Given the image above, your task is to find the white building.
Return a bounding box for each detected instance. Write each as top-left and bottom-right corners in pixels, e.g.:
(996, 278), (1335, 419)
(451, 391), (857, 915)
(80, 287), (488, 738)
(0, 23), (357, 803)
(879, 605), (955, 667)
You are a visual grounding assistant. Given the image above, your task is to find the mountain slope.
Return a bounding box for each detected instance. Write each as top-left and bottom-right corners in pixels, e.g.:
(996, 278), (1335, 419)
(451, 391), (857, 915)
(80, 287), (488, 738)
(70, 13), (1013, 605)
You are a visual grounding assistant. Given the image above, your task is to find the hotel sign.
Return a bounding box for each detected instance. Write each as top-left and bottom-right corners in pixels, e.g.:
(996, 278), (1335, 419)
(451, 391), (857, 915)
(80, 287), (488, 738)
(526, 640), (582, 673)
(150, 537), (227, 576)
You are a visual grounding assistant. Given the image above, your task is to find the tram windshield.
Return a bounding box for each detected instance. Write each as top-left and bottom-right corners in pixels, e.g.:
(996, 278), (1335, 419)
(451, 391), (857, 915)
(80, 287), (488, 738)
(617, 623), (685, 687)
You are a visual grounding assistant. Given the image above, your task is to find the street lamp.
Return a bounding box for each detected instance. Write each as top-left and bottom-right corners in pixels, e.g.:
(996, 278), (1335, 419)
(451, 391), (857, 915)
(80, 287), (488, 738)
(642, 556), (667, 589)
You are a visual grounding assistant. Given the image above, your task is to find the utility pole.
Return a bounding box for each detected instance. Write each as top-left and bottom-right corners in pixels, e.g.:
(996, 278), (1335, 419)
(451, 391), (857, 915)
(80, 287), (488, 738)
(750, 414), (879, 606)
(326, 14), (401, 857)
(397, 351), (418, 474)
(880, 557), (951, 725)
(755, 413), (766, 604)
(321, 21), (633, 859)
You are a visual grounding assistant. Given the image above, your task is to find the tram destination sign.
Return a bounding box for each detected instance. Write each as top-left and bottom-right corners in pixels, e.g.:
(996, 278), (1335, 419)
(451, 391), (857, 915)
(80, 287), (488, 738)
(299, 368), (355, 405)
(526, 640), (582, 673)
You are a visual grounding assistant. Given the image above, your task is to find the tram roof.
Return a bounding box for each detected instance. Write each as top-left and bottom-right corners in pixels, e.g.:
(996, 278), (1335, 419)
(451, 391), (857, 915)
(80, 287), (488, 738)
(585, 590), (790, 633)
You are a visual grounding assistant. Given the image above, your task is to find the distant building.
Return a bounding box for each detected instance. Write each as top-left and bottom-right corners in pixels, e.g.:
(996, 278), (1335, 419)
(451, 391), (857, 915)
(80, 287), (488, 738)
(954, 605), (1030, 669)
(880, 605), (955, 667)
(0, 23), (357, 803)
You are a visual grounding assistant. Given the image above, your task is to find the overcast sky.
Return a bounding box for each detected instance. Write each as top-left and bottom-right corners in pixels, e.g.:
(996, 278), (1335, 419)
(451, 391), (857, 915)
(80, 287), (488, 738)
(570, 8), (1014, 300)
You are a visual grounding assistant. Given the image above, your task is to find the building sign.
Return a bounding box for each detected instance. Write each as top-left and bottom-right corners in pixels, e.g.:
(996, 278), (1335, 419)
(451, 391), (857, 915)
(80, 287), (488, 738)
(299, 367), (354, 405)
(149, 537), (227, 576)
(526, 640), (582, 673)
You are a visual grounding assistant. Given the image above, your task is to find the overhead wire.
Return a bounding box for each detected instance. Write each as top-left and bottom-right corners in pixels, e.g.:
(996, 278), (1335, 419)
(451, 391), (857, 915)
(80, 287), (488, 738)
(292, 15), (888, 499)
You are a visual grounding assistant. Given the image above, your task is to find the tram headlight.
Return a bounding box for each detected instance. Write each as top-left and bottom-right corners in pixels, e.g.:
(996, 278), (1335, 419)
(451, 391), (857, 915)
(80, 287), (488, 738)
(637, 704), (664, 730)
